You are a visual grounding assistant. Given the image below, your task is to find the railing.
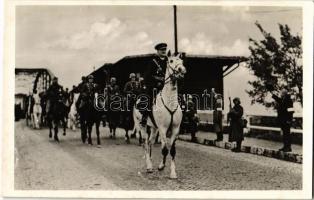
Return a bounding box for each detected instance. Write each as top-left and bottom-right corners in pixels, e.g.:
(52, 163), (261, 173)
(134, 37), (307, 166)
(196, 110), (303, 134)
(15, 68), (55, 94)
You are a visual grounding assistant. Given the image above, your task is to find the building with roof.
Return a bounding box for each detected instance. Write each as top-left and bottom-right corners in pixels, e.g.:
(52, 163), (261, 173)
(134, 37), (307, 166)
(82, 53), (247, 110)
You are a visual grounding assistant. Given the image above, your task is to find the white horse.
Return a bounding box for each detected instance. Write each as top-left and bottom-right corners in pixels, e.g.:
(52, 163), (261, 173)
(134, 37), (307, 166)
(134, 52), (186, 179)
(32, 92), (42, 129)
(68, 93), (80, 131)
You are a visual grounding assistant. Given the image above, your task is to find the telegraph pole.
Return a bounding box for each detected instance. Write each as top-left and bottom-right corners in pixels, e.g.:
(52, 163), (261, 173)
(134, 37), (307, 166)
(173, 5), (178, 54)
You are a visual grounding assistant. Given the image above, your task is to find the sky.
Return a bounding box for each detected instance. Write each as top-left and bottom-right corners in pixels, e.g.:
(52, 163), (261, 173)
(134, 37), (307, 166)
(15, 5), (302, 114)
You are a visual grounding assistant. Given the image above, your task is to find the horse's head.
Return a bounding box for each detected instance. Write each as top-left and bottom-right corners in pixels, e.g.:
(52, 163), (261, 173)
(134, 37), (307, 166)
(167, 51), (186, 82)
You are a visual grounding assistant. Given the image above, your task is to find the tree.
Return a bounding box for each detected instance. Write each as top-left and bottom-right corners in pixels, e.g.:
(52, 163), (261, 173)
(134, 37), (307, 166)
(246, 21), (302, 108)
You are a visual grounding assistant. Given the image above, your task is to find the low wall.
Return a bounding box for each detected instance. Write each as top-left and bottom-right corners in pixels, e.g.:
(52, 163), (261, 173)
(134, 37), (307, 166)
(196, 110), (303, 145)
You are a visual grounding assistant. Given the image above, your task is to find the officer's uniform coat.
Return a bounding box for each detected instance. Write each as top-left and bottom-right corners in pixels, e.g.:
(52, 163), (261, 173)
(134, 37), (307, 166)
(228, 104), (244, 142)
(213, 99), (223, 133)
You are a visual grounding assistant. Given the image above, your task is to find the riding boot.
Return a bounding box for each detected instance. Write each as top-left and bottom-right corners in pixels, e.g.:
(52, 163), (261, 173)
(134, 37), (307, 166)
(191, 132), (197, 142)
(88, 137), (93, 145)
(231, 141), (241, 152)
(54, 134), (59, 143)
(140, 111), (149, 126)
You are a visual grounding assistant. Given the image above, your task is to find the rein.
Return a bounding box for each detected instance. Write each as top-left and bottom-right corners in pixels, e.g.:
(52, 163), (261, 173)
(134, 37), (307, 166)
(153, 58), (180, 85)
(160, 93), (179, 137)
(164, 64), (181, 85)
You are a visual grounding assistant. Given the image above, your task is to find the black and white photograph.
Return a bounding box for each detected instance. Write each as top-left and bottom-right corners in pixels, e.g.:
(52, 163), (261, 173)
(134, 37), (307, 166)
(1, 0), (313, 199)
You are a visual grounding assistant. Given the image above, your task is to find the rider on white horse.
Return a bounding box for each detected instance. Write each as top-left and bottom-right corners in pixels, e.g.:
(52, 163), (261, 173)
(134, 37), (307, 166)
(140, 42), (168, 126)
(134, 42), (186, 179)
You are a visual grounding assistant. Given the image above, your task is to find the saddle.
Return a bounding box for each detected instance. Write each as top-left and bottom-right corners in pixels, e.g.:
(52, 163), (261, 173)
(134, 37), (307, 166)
(135, 96), (158, 128)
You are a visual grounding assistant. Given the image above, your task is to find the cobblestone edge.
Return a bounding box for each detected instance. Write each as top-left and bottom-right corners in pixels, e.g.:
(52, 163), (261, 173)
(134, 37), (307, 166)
(178, 136), (302, 164)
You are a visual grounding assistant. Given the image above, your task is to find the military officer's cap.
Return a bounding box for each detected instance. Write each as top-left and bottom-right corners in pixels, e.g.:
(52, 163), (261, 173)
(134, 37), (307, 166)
(53, 77), (58, 81)
(88, 75), (94, 79)
(155, 43), (167, 50)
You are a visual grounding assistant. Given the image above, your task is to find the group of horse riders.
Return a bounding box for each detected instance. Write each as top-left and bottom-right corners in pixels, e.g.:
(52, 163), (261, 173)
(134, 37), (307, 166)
(25, 42), (197, 145)
(24, 43), (192, 178)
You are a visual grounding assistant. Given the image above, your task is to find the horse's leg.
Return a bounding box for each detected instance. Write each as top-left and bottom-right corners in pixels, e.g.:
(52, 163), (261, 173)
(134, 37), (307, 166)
(109, 121), (113, 138)
(131, 129), (136, 138)
(33, 113), (37, 129)
(73, 117), (76, 131)
(31, 114), (35, 128)
(155, 132), (160, 144)
(54, 120), (60, 142)
(138, 130), (143, 146)
(125, 129), (130, 144)
(48, 118), (52, 138)
(96, 120), (101, 145)
(38, 113), (42, 129)
(67, 115), (71, 129)
(169, 127), (180, 179)
(25, 113), (28, 126)
(112, 126), (116, 139)
(158, 128), (168, 171)
(88, 122), (93, 145)
(63, 118), (66, 136)
(144, 126), (154, 173)
(34, 111), (40, 129)
(80, 117), (86, 143)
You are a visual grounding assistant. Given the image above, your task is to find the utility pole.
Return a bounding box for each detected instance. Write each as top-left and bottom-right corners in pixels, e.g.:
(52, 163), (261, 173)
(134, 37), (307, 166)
(173, 5), (178, 54)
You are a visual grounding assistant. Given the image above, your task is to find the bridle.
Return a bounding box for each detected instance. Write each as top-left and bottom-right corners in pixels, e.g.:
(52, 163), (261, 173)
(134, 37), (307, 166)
(164, 59), (185, 85)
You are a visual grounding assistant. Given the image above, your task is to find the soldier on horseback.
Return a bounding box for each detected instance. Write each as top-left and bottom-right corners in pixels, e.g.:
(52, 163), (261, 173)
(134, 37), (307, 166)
(81, 75), (99, 100)
(140, 42), (168, 126)
(46, 77), (64, 114)
(106, 77), (121, 139)
(46, 77), (67, 141)
(124, 73), (140, 109)
(106, 77), (120, 104)
(76, 75), (99, 110)
(124, 73), (139, 95)
(77, 74), (102, 145)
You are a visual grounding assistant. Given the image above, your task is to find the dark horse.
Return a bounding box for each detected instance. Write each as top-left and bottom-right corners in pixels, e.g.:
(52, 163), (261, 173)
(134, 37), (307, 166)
(121, 96), (143, 145)
(78, 94), (102, 145)
(106, 95), (122, 140)
(46, 92), (68, 142)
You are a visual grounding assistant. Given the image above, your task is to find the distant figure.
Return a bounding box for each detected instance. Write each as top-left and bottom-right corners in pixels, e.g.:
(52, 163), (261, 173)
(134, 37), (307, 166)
(76, 76), (87, 100)
(213, 94), (223, 141)
(124, 73), (139, 97)
(69, 85), (77, 104)
(25, 91), (34, 126)
(15, 103), (22, 121)
(228, 97), (244, 152)
(271, 88), (294, 152)
(185, 95), (198, 142)
(32, 89), (42, 129)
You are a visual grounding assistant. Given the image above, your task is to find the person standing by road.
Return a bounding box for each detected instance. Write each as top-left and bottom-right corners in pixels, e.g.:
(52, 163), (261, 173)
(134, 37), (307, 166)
(185, 95), (199, 142)
(228, 97), (244, 152)
(213, 94), (223, 141)
(271, 88), (294, 152)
